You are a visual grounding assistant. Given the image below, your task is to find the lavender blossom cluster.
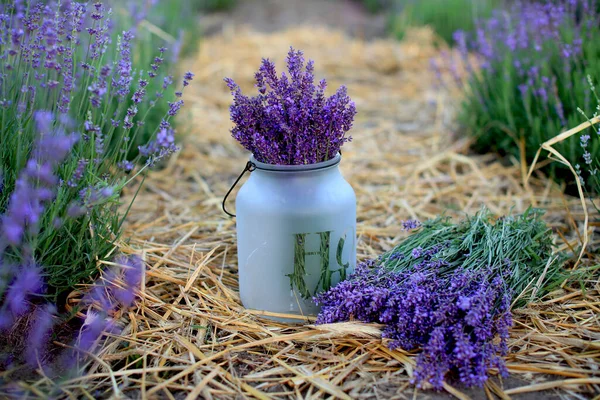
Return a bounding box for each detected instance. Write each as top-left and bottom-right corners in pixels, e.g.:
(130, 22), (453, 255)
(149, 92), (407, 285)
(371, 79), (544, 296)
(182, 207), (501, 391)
(225, 47), (356, 165)
(315, 251), (512, 390)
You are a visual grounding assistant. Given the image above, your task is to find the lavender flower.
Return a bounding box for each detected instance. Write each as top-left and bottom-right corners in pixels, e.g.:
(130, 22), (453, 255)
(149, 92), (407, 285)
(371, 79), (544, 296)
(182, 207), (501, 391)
(315, 258), (512, 390)
(68, 159), (88, 187)
(138, 119), (179, 162)
(225, 47), (356, 165)
(111, 255), (144, 307)
(0, 0), (189, 376)
(113, 30), (134, 100)
(5, 265), (43, 316)
(167, 99), (183, 116)
(117, 160), (135, 172)
(183, 71), (194, 86)
(402, 219), (422, 231)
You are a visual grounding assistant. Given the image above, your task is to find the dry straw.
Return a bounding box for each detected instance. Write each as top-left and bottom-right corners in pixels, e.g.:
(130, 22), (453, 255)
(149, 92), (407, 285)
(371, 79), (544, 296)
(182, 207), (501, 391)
(527, 115), (600, 268)
(20, 26), (600, 399)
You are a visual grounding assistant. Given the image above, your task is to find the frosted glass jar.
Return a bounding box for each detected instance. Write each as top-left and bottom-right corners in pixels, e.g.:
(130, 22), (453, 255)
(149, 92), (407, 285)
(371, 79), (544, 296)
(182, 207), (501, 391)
(235, 153), (356, 318)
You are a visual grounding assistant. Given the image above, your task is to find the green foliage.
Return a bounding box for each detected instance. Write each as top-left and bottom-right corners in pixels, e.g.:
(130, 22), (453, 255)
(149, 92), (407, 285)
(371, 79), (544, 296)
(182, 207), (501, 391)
(380, 207), (565, 305)
(388, 0), (496, 44)
(197, 0), (237, 12)
(361, 0), (391, 13)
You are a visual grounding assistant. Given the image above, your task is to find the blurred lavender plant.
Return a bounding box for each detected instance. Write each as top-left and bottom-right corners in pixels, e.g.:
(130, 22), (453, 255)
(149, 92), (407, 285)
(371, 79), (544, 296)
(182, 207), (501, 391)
(224, 47), (357, 165)
(315, 208), (561, 389)
(576, 75), (600, 217)
(0, 0), (192, 296)
(450, 0), (600, 182)
(107, 0), (201, 155)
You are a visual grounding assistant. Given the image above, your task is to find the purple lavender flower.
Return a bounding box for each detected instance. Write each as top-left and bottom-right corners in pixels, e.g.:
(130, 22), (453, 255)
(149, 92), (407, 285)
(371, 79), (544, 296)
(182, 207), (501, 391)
(113, 30), (134, 101)
(316, 256), (512, 390)
(111, 255), (144, 307)
(167, 99), (183, 116)
(138, 120), (179, 163)
(183, 71), (194, 87)
(2, 112), (77, 245)
(402, 219), (422, 231)
(117, 160), (135, 172)
(5, 265), (43, 316)
(68, 159), (88, 187)
(225, 47), (356, 165)
(581, 134), (590, 148)
(0, 0), (189, 374)
(411, 247), (423, 258)
(162, 75), (173, 89)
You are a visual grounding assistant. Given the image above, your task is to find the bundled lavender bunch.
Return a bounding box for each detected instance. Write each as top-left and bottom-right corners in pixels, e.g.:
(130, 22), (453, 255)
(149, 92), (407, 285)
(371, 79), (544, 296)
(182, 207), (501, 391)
(316, 260), (512, 389)
(0, 0), (193, 295)
(316, 208), (561, 389)
(449, 0), (600, 180)
(225, 47), (356, 165)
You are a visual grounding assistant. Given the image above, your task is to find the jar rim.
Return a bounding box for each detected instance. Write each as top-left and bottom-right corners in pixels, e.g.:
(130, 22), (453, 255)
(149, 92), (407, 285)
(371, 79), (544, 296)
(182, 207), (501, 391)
(250, 153), (341, 172)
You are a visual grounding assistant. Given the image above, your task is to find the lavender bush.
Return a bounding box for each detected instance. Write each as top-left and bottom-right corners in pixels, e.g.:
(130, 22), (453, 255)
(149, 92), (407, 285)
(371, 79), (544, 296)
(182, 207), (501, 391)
(0, 124), (143, 382)
(225, 47), (357, 165)
(316, 208), (561, 389)
(452, 0), (599, 181)
(0, 0), (192, 296)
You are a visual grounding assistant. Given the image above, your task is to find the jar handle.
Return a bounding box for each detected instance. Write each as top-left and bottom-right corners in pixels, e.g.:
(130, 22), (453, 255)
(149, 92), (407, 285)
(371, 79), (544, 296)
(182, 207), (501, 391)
(222, 161), (256, 218)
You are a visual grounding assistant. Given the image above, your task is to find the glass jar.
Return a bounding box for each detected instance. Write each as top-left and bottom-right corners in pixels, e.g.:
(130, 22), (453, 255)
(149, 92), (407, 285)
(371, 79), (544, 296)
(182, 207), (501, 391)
(235, 153), (356, 319)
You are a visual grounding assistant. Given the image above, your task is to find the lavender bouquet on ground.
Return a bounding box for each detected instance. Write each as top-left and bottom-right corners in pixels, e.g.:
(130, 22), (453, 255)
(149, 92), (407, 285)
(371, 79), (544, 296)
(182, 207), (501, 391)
(316, 208), (562, 389)
(225, 47), (356, 165)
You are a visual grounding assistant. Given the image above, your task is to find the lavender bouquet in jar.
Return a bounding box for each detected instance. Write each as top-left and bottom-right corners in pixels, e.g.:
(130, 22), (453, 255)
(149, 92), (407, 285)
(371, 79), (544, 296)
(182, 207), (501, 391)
(224, 48), (357, 320)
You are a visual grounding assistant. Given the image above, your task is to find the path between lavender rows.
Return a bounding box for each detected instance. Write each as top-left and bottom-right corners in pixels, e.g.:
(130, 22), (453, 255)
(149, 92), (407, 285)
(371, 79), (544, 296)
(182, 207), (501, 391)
(108, 25), (585, 399)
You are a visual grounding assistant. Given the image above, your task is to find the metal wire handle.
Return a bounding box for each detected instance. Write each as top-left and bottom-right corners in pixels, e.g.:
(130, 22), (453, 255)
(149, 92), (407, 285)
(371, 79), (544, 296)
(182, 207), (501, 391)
(222, 161), (256, 218)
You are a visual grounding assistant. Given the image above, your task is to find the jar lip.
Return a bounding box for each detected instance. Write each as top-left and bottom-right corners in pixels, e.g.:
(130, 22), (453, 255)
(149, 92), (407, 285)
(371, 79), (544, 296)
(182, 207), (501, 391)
(250, 153), (341, 172)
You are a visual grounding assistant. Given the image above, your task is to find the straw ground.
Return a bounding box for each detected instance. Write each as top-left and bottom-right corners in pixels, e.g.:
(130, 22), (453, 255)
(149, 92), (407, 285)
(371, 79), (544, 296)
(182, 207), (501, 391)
(32, 27), (600, 399)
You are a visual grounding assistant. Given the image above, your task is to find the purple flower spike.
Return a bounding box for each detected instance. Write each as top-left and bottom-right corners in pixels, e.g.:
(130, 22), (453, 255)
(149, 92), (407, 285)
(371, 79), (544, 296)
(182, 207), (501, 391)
(402, 219), (422, 231)
(6, 265), (43, 316)
(183, 71), (194, 87)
